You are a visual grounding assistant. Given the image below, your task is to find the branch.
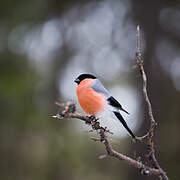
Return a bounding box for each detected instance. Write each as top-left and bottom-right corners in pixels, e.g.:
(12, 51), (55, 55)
(135, 25), (168, 180)
(53, 101), (161, 177)
(52, 26), (169, 180)
(136, 25), (156, 131)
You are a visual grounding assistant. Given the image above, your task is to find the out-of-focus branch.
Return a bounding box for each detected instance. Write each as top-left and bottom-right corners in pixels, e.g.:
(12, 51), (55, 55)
(53, 101), (161, 176)
(135, 25), (168, 180)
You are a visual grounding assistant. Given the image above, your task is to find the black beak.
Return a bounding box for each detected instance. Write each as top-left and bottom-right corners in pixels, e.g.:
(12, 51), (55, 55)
(74, 78), (80, 84)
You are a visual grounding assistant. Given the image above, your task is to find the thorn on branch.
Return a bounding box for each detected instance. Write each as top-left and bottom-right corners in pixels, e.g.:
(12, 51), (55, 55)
(55, 101), (76, 113)
(99, 154), (108, 159)
(90, 137), (101, 142)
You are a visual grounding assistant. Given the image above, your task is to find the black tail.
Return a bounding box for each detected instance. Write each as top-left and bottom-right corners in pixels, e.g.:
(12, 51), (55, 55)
(114, 111), (135, 139)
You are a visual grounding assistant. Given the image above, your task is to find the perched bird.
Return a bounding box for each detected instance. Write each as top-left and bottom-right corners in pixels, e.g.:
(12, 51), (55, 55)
(74, 73), (135, 139)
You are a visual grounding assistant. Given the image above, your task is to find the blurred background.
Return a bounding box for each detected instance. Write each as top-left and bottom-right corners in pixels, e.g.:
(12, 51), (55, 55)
(1, 0), (180, 179)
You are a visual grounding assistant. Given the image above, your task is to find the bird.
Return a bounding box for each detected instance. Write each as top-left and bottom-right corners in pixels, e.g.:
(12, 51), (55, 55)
(74, 73), (136, 139)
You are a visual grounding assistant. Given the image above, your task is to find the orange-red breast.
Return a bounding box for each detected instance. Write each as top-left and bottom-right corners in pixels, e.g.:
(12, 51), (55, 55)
(74, 73), (135, 139)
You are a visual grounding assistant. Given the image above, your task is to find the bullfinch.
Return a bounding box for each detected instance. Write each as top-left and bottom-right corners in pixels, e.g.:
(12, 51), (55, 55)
(74, 73), (135, 139)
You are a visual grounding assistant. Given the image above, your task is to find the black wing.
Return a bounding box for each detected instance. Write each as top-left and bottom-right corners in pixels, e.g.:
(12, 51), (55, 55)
(114, 111), (135, 139)
(107, 96), (129, 115)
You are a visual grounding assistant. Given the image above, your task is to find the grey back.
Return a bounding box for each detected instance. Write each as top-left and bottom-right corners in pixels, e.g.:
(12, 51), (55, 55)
(91, 79), (110, 98)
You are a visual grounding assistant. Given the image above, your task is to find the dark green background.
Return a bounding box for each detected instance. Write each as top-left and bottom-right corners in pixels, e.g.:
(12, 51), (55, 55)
(0, 0), (180, 179)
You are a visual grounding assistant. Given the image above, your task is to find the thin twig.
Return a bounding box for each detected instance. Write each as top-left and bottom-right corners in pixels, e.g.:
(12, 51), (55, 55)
(136, 25), (168, 180)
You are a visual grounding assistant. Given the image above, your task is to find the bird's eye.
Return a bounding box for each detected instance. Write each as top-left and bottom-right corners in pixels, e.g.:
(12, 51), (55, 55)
(74, 78), (80, 84)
